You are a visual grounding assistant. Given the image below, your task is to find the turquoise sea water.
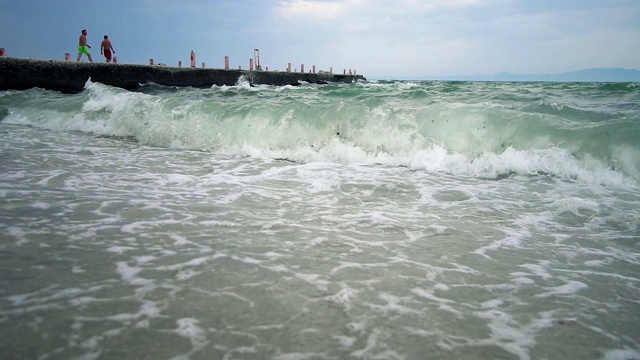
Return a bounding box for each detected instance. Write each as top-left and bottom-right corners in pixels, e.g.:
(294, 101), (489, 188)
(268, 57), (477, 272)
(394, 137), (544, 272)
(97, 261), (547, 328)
(0, 79), (639, 359)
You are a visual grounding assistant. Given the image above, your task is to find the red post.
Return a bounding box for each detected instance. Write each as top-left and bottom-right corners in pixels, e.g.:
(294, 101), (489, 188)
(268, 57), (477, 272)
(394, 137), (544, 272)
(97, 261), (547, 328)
(113, 57), (118, 64)
(250, 58), (254, 70)
(0, 48), (4, 57)
(225, 56), (230, 70)
(64, 53), (70, 61)
(190, 51), (196, 67)
(301, 64), (304, 73)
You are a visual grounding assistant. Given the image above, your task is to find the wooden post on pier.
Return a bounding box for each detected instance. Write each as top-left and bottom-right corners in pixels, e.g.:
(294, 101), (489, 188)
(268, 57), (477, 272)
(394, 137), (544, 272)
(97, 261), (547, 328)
(225, 56), (230, 70)
(287, 63), (291, 72)
(178, 60), (182, 67)
(250, 58), (254, 70)
(301, 64), (304, 73)
(202, 62), (206, 68)
(150, 59), (154, 65)
(64, 53), (70, 61)
(312, 65), (316, 74)
(190, 51), (195, 68)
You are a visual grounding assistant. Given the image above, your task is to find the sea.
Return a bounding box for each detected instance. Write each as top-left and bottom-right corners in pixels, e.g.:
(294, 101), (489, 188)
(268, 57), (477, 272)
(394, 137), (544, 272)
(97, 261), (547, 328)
(0, 78), (639, 360)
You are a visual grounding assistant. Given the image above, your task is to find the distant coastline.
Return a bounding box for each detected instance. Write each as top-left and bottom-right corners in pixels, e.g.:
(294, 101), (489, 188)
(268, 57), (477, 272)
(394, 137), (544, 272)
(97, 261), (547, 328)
(384, 68), (640, 82)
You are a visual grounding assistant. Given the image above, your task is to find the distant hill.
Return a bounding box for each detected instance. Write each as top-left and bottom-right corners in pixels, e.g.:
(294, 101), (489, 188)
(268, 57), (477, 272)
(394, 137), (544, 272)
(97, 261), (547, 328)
(400, 68), (640, 82)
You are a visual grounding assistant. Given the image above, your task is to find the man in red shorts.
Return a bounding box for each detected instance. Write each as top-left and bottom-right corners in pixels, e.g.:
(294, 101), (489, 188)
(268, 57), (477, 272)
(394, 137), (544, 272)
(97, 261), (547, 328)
(100, 35), (116, 63)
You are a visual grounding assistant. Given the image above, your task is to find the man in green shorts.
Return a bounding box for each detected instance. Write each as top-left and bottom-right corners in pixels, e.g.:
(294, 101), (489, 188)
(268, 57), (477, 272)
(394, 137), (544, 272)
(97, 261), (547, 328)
(77, 29), (93, 62)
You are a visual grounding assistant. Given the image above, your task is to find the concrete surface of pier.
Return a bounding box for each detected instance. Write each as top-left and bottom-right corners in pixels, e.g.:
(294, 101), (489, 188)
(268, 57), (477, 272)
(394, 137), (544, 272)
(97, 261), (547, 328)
(0, 57), (366, 93)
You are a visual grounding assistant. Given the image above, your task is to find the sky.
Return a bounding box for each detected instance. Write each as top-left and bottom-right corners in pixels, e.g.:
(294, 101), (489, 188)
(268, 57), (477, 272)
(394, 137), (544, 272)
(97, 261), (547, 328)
(1, 0), (639, 79)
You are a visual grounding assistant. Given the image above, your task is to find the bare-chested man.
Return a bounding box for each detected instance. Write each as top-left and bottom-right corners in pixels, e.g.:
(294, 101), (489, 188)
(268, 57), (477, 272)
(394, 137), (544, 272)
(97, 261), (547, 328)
(77, 29), (93, 62)
(101, 35), (116, 63)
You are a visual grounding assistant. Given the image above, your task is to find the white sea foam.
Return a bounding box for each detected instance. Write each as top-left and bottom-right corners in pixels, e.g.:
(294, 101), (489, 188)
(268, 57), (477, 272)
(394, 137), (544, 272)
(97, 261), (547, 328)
(473, 309), (537, 360)
(603, 348), (640, 360)
(171, 318), (208, 360)
(535, 280), (588, 298)
(107, 246), (136, 254)
(518, 262), (554, 280)
(411, 288), (453, 304)
(1, 81), (638, 359)
(4, 80), (638, 190)
(115, 262), (149, 285)
(157, 174), (196, 185)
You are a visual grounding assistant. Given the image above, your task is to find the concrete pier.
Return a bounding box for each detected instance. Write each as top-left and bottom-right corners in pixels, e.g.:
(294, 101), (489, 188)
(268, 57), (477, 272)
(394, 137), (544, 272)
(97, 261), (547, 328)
(0, 57), (366, 93)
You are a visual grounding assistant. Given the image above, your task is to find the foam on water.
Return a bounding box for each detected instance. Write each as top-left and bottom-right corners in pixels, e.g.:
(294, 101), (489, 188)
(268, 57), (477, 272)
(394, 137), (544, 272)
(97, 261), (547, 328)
(1, 80), (639, 359)
(2, 79), (638, 187)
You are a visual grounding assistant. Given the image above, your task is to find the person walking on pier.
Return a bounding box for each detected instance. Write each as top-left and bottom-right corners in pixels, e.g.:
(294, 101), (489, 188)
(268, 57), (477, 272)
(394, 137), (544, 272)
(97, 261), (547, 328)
(77, 29), (93, 62)
(100, 35), (115, 63)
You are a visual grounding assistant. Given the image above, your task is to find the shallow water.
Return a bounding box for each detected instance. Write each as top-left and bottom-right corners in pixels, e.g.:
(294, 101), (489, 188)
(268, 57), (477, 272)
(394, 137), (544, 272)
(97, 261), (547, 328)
(1, 80), (639, 359)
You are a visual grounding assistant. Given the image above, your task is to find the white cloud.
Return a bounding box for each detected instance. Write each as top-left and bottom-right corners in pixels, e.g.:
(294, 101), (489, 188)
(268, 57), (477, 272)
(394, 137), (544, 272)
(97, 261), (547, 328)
(277, 0), (358, 20)
(399, 0), (509, 11)
(262, 0), (640, 76)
